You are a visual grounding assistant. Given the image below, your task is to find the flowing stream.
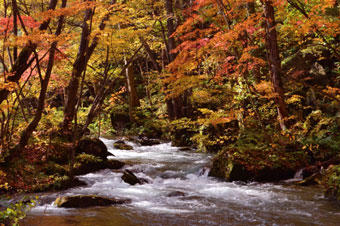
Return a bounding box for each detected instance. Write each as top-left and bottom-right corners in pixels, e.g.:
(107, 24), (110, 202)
(23, 138), (339, 225)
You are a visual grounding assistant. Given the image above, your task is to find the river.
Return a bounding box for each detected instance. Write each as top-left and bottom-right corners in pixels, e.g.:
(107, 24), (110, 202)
(22, 138), (340, 225)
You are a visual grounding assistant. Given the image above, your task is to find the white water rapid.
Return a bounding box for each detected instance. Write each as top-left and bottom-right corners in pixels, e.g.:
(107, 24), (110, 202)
(25, 138), (340, 225)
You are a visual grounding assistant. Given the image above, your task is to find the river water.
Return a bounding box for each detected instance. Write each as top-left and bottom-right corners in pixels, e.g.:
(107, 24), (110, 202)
(23, 138), (339, 225)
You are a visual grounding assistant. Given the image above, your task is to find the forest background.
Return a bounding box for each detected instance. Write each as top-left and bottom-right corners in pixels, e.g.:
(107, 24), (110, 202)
(0, 0), (339, 223)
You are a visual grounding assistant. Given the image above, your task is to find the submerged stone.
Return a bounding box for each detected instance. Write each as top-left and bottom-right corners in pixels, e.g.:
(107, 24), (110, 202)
(167, 191), (186, 197)
(54, 195), (130, 208)
(139, 138), (161, 146)
(121, 169), (142, 185)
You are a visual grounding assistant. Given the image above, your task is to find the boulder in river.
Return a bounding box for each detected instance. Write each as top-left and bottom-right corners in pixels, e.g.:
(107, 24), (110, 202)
(167, 191), (186, 197)
(74, 154), (125, 175)
(121, 169), (143, 185)
(54, 195), (130, 208)
(178, 147), (193, 151)
(139, 137), (161, 146)
(77, 137), (113, 160)
(209, 148), (302, 182)
(114, 141), (133, 150)
(105, 159), (125, 169)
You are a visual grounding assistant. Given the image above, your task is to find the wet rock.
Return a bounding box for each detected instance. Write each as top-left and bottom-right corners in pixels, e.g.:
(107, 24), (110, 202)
(139, 178), (149, 184)
(54, 195), (130, 208)
(121, 169), (142, 185)
(209, 149), (297, 182)
(302, 165), (320, 178)
(114, 141), (133, 150)
(167, 191), (186, 197)
(178, 147), (193, 151)
(73, 154), (125, 175)
(77, 138), (112, 160)
(139, 137), (161, 146)
(105, 159), (125, 170)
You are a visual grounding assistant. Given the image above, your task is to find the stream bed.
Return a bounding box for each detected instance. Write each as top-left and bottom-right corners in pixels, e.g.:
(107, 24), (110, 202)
(22, 138), (340, 225)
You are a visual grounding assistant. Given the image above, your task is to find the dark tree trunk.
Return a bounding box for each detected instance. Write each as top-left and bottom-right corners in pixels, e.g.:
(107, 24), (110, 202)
(262, 0), (288, 130)
(140, 37), (161, 73)
(62, 0), (115, 132)
(164, 0), (191, 120)
(62, 2), (94, 132)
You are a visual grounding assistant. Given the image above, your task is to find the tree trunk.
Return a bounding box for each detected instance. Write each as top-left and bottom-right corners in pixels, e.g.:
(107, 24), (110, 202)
(262, 0), (288, 130)
(140, 37), (161, 73)
(62, 3), (94, 132)
(164, 0), (191, 120)
(16, 0), (66, 152)
(62, 1), (115, 132)
(125, 61), (140, 122)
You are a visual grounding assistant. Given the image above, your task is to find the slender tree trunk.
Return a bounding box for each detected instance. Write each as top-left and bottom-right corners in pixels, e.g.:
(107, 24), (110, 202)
(140, 37), (161, 73)
(16, 0), (66, 152)
(81, 45), (143, 134)
(125, 60), (140, 122)
(11, 0), (18, 62)
(0, 0), (58, 105)
(262, 0), (288, 130)
(164, 0), (176, 120)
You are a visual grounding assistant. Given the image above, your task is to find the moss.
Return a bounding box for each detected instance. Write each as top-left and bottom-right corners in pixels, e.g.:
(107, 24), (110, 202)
(323, 164), (340, 204)
(113, 143), (133, 150)
(76, 153), (102, 164)
(209, 137), (308, 182)
(42, 162), (68, 176)
(31, 175), (86, 192)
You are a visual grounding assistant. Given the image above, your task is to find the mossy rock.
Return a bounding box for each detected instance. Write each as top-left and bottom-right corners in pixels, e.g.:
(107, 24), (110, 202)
(32, 176), (86, 192)
(209, 147), (301, 182)
(77, 138), (112, 160)
(139, 138), (161, 146)
(113, 141), (133, 150)
(73, 154), (125, 175)
(54, 195), (130, 208)
(73, 153), (102, 175)
(208, 151), (252, 181)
